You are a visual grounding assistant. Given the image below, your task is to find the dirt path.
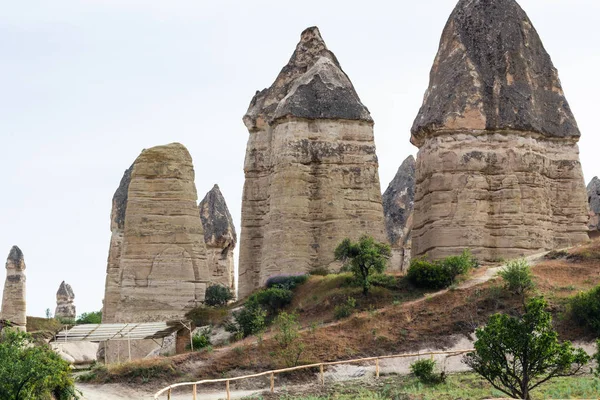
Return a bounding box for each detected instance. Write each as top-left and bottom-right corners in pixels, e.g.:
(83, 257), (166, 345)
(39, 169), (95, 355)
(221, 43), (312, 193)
(77, 383), (258, 400)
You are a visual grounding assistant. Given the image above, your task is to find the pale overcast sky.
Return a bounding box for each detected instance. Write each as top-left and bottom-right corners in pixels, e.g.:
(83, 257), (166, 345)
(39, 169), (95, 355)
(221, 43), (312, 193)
(1, 0), (599, 317)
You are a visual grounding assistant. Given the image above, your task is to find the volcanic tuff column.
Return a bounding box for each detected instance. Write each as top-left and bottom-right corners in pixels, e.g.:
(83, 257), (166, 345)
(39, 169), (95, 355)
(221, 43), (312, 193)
(239, 26), (386, 299)
(199, 184), (237, 290)
(383, 156), (415, 272)
(102, 143), (210, 323)
(587, 177), (600, 234)
(55, 281), (76, 319)
(1, 246), (26, 331)
(411, 0), (589, 261)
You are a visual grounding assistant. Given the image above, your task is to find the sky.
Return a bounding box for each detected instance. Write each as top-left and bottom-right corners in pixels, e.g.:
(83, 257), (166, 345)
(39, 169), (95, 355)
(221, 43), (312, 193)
(1, 0), (599, 317)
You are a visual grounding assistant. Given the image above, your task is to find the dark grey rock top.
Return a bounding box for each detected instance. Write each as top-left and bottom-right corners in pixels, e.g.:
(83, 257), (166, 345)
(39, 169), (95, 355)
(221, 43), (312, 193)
(7, 246), (23, 263)
(112, 164), (133, 230)
(199, 184), (237, 249)
(382, 156), (415, 246)
(57, 281), (75, 299)
(244, 26), (372, 129)
(412, 0), (579, 141)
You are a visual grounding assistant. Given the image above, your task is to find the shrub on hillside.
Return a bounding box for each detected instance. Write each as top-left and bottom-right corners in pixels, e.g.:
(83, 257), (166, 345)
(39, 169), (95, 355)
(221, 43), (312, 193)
(273, 312), (304, 367)
(310, 267), (329, 276)
(265, 274), (309, 290)
(569, 285), (600, 335)
(410, 359), (446, 385)
(247, 287), (293, 315)
(185, 306), (228, 327)
(190, 327), (211, 350)
(333, 296), (357, 320)
(498, 259), (535, 297)
(407, 250), (475, 289)
(204, 285), (234, 307)
(226, 303), (266, 338)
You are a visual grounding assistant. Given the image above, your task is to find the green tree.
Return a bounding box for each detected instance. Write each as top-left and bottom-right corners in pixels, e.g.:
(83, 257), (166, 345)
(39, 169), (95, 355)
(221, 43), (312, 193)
(0, 329), (78, 400)
(273, 312), (304, 367)
(464, 297), (589, 400)
(76, 311), (102, 324)
(334, 235), (391, 295)
(498, 259), (535, 302)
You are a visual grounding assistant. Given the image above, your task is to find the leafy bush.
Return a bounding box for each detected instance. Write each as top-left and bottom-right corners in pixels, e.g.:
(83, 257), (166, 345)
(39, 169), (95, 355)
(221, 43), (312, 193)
(369, 273), (399, 289)
(410, 359), (446, 385)
(0, 329), (78, 399)
(569, 285), (600, 335)
(190, 327), (211, 350)
(334, 296), (357, 320)
(595, 339), (600, 378)
(226, 304), (266, 338)
(498, 259), (535, 296)
(407, 250), (475, 289)
(273, 312), (304, 367)
(76, 311), (102, 324)
(247, 287), (293, 315)
(310, 267), (329, 276)
(265, 274), (309, 290)
(185, 306), (228, 327)
(204, 285), (234, 307)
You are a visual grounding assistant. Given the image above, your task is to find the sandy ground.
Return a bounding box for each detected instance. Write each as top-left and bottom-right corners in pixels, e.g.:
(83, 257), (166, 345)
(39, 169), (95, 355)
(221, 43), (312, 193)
(77, 383), (259, 400)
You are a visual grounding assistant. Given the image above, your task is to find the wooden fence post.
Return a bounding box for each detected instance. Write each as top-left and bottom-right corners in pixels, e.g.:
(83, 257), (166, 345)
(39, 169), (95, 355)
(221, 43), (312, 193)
(320, 364), (324, 385)
(192, 383), (197, 400)
(270, 372), (275, 392)
(226, 380), (230, 400)
(167, 387), (171, 400)
(375, 358), (380, 378)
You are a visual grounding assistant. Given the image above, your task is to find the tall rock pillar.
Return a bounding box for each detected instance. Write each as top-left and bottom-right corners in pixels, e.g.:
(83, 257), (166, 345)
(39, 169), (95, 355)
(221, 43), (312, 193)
(411, 0), (589, 261)
(199, 184), (237, 290)
(1, 246), (27, 331)
(55, 281), (76, 320)
(239, 27), (386, 298)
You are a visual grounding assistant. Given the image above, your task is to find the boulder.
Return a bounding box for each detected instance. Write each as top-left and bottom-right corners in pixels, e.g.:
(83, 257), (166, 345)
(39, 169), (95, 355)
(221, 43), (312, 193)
(410, 0), (589, 261)
(239, 27), (386, 298)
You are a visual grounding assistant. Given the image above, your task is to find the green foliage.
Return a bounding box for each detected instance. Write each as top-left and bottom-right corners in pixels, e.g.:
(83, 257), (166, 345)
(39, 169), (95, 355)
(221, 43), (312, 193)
(273, 312), (304, 367)
(569, 284), (600, 335)
(595, 339), (600, 378)
(56, 317), (76, 326)
(247, 287), (293, 315)
(407, 250), (476, 289)
(204, 285), (234, 307)
(369, 273), (399, 290)
(227, 304), (267, 338)
(185, 306), (228, 327)
(76, 311), (102, 325)
(265, 274), (309, 290)
(0, 329), (78, 400)
(190, 327), (211, 350)
(334, 235), (391, 295)
(410, 359), (446, 385)
(498, 259), (535, 297)
(464, 297), (590, 400)
(310, 267), (329, 276)
(333, 296), (357, 320)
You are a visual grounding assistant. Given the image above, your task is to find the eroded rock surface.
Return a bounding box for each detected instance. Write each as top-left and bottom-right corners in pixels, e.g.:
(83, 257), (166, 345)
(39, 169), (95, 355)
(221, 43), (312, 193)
(383, 156), (415, 271)
(587, 177), (600, 233)
(1, 246), (27, 331)
(199, 184), (237, 290)
(55, 281), (76, 319)
(102, 143), (210, 323)
(239, 26), (386, 298)
(411, 0), (588, 261)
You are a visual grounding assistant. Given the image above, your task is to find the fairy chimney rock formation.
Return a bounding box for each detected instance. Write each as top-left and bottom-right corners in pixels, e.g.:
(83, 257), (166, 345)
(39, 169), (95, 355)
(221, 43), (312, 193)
(55, 281), (76, 319)
(199, 184), (237, 290)
(102, 143), (210, 323)
(1, 246), (27, 331)
(383, 155), (415, 272)
(239, 26), (386, 298)
(411, 0), (589, 261)
(587, 177), (600, 233)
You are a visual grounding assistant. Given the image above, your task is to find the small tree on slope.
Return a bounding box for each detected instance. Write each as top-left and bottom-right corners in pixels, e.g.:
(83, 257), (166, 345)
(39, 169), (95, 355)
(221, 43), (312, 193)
(334, 235), (391, 295)
(464, 297), (589, 400)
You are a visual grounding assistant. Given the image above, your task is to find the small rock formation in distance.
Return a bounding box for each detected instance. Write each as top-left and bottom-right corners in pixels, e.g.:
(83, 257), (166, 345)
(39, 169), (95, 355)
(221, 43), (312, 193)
(102, 143), (211, 323)
(383, 155), (415, 272)
(587, 177), (600, 236)
(55, 281), (76, 320)
(199, 184), (237, 291)
(238, 26), (386, 299)
(410, 0), (589, 261)
(1, 246), (27, 331)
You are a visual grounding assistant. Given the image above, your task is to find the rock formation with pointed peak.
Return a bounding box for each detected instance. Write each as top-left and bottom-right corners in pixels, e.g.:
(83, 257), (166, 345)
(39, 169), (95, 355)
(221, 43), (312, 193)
(383, 155), (415, 271)
(587, 177), (600, 233)
(1, 246), (27, 331)
(410, 0), (589, 261)
(102, 143), (211, 323)
(55, 281), (76, 319)
(239, 26), (386, 298)
(199, 184), (237, 290)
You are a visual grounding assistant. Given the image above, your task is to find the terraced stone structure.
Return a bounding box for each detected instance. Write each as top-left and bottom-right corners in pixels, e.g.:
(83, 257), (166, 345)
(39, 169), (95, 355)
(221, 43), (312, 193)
(239, 26), (386, 298)
(102, 143), (210, 323)
(411, 0), (589, 261)
(1, 246), (27, 331)
(199, 184), (237, 290)
(383, 155), (415, 272)
(55, 281), (76, 320)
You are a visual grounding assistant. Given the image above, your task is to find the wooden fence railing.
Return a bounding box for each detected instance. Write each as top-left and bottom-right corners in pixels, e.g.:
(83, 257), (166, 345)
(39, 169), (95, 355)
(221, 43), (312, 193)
(153, 348), (474, 399)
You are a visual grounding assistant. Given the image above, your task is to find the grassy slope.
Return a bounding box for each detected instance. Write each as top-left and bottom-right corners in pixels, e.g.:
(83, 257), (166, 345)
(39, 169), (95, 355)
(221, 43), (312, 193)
(87, 240), (600, 389)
